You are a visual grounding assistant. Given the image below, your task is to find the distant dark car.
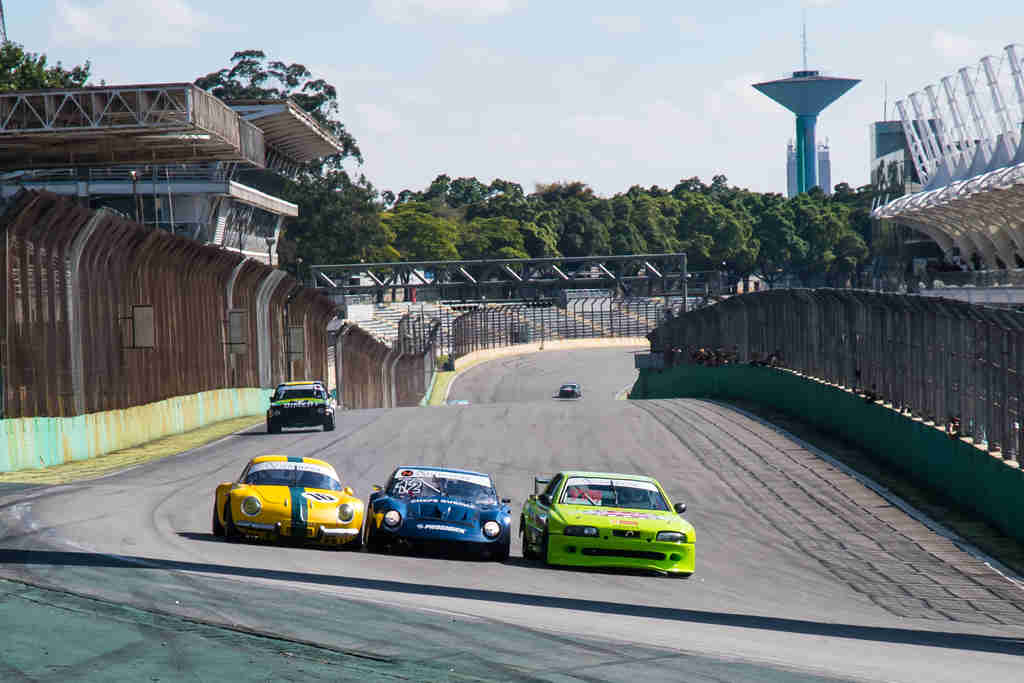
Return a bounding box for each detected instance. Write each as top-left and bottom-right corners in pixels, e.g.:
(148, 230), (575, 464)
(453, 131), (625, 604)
(554, 383), (583, 400)
(267, 382), (335, 433)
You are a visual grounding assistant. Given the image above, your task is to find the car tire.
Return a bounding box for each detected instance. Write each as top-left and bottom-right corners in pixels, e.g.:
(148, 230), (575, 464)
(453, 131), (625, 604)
(212, 502), (224, 537)
(364, 517), (383, 553)
(223, 500), (239, 542)
(540, 530), (551, 565)
(493, 537), (511, 561)
(323, 418), (335, 432)
(520, 517), (537, 560)
(267, 419), (281, 434)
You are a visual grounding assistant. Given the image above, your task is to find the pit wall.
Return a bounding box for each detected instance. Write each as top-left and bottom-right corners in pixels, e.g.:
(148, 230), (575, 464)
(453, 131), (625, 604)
(0, 387), (270, 473)
(631, 364), (1024, 545)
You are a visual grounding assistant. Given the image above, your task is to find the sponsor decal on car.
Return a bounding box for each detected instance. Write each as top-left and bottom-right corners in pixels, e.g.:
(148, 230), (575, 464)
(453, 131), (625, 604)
(396, 469), (491, 488)
(574, 509), (670, 521)
(249, 461), (337, 479)
(416, 523), (467, 534)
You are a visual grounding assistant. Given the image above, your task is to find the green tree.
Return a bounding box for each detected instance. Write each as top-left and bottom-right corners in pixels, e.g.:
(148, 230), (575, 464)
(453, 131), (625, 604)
(195, 50), (361, 169)
(458, 217), (528, 260)
(0, 42), (91, 91)
(382, 202), (460, 261)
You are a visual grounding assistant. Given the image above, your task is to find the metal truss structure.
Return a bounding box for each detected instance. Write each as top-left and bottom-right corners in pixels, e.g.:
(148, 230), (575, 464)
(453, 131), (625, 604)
(0, 84), (265, 170)
(313, 254), (688, 301)
(0, 83), (346, 266)
(873, 43), (1024, 269)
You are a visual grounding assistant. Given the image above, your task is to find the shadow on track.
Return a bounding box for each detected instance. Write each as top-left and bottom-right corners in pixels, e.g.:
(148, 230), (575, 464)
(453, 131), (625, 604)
(1, 547), (1021, 656)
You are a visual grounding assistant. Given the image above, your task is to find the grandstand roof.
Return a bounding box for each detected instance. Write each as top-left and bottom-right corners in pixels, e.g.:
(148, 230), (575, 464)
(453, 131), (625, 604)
(228, 99), (344, 163)
(0, 83), (265, 171)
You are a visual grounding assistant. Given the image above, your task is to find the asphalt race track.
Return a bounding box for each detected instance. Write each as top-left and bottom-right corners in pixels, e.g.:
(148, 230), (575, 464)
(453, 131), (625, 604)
(2, 347), (1023, 681)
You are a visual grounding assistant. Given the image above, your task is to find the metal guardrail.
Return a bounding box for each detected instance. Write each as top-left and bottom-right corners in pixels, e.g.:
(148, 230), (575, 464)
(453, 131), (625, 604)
(651, 288), (1024, 462)
(450, 298), (665, 360)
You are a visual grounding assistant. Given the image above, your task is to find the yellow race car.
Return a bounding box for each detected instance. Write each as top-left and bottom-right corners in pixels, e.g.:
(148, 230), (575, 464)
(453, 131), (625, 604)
(213, 455), (364, 548)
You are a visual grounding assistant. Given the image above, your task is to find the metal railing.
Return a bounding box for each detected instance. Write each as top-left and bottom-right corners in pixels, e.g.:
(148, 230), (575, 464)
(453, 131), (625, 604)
(450, 298), (665, 360)
(651, 288), (1024, 462)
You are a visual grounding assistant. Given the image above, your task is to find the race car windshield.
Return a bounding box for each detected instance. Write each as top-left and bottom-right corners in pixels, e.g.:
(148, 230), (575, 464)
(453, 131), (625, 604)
(560, 477), (669, 511)
(389, 473), (497, 504)
(275, 388), (320, 400)
(244, 468), (342, 491)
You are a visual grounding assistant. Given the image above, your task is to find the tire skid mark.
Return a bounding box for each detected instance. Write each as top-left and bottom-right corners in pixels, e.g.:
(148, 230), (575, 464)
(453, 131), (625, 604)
(637, 399), (1024, 625)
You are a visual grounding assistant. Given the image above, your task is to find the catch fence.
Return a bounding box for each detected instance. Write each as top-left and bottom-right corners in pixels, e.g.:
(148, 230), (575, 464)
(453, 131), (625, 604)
(335, 314), (441, 409)
(1, 190), (336, 419)
(451, 297), (666, 360)
(650, 289), (1024, 462)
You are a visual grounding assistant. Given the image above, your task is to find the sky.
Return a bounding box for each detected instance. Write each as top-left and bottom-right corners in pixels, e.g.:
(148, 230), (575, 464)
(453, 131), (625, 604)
(7, 1), (1022, 198)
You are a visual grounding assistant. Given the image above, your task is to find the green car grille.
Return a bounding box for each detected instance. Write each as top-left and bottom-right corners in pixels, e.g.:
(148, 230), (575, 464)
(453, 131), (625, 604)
(582, 548), (665, 561)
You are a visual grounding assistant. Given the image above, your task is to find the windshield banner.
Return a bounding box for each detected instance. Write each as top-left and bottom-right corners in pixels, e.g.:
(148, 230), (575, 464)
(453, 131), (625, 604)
(249, 461), (337, 479)
(396, 468), (491, 488)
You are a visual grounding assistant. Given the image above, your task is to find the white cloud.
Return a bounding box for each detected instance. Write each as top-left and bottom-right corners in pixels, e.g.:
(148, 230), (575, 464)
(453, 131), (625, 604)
(592, 16), (647, 35)
(371, 0), (523, 23)
(53, 0), (214, 48)
(931, 30), (978, 61)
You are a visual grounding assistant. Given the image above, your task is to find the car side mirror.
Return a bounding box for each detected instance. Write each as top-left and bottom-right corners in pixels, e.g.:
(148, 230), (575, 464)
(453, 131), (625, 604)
(343, 486), (354, 496)
(538, 493), (552, 506)
(501, 498), (511, 504)
(674, 502), (687, 514)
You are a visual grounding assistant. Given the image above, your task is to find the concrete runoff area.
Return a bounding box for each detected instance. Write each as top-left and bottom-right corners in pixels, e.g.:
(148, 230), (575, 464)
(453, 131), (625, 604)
(0, 347), (1021, 681)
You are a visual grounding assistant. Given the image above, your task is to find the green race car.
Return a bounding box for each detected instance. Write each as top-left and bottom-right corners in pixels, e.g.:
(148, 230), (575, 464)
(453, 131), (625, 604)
(520, 470), (694, 576)
(267, 381), (335, 433)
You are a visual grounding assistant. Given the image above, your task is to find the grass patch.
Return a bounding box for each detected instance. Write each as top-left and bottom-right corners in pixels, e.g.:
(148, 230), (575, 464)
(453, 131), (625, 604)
(0, 415), (263, 485)
(428, 371), (457, 406)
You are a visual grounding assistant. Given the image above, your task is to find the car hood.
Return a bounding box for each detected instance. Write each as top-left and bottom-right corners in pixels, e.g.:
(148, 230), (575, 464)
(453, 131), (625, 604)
(405, 497), (490, 523)
(240, 484), (350, 507)
(555, 504), (685, 532)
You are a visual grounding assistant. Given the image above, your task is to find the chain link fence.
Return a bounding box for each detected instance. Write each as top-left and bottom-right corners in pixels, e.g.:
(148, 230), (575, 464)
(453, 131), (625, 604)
(651, 289), (1024, 463)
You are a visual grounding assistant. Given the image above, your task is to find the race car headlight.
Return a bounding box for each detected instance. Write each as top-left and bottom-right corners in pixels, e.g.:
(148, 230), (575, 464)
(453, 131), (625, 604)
(563, 526), (599, 537)
(656, 531), (686, 543)
(241, 496), (262, 516)
(482, 520), (501, 538)
(271, 409), (282, 416)
(338, 503), (355, 523)
(317, 406), (326, 414)
(383, 510), (402, 528)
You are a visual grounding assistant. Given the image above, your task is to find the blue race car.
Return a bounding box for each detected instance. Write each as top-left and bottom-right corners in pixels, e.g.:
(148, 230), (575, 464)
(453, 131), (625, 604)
(364, 466), (512, 560)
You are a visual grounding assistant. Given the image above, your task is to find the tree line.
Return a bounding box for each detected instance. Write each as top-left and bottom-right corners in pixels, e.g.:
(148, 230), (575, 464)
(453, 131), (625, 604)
(2, 43), (880, 287)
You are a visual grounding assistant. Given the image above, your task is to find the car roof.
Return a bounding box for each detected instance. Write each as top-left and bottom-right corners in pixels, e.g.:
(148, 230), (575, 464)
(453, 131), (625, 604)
(394, 465), (491, 479)
(278, 380), (322, 387)
(250, 455), (334, 469)
(556, 470), (658, 483)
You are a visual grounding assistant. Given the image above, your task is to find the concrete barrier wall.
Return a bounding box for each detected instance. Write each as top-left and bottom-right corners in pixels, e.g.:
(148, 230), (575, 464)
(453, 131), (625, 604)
(631, 364), (1024, 544)
(0, 387), (270, 472)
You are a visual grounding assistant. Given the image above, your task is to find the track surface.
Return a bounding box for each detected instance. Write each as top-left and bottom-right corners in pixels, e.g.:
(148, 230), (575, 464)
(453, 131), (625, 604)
(1, 347), (1023, 681)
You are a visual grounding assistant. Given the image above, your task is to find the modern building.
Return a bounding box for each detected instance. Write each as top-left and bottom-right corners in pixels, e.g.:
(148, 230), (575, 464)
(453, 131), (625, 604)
(0, 84), (344, 266)
(786, 141), (798, 197)
(817, 142), (831, 195)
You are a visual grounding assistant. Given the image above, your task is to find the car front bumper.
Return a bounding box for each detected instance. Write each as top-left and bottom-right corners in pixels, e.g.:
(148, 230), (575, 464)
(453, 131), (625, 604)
(234, 519), (361, 546)
(547, 534), (694, 574)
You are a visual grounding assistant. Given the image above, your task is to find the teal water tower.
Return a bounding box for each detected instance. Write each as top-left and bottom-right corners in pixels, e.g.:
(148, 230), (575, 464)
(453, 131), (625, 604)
(754, 71), (859, 194)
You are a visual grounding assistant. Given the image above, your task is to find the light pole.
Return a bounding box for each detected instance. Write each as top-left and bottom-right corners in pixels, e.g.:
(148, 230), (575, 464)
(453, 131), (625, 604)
(130, 170), (139, 223)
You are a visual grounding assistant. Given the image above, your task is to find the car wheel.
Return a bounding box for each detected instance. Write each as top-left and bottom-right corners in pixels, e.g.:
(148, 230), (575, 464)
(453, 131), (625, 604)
(267, 419), (281, 434)
(212, 502), (224, 537)
(345, 524), (363, 550)
(493, 537), (510, 561)
(323, 418), (335, 432)
(540, 530), (551, 565)
(364, 517), (383, 553)
(223, 500), (239, 541)
(520, 517), (537, 560)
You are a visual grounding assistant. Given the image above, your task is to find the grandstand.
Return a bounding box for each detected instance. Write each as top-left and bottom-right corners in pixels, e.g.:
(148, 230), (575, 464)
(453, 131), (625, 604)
(872, 41), (1024, 301)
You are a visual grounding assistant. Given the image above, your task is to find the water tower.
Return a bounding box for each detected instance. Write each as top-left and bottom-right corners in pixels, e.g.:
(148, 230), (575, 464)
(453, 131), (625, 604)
(753, 22), (859, 194)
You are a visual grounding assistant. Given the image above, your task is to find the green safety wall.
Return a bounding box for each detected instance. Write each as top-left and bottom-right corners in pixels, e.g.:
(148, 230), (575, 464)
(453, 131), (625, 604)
(632, 365), (1024, 545)
(0, 388), (271, 473)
